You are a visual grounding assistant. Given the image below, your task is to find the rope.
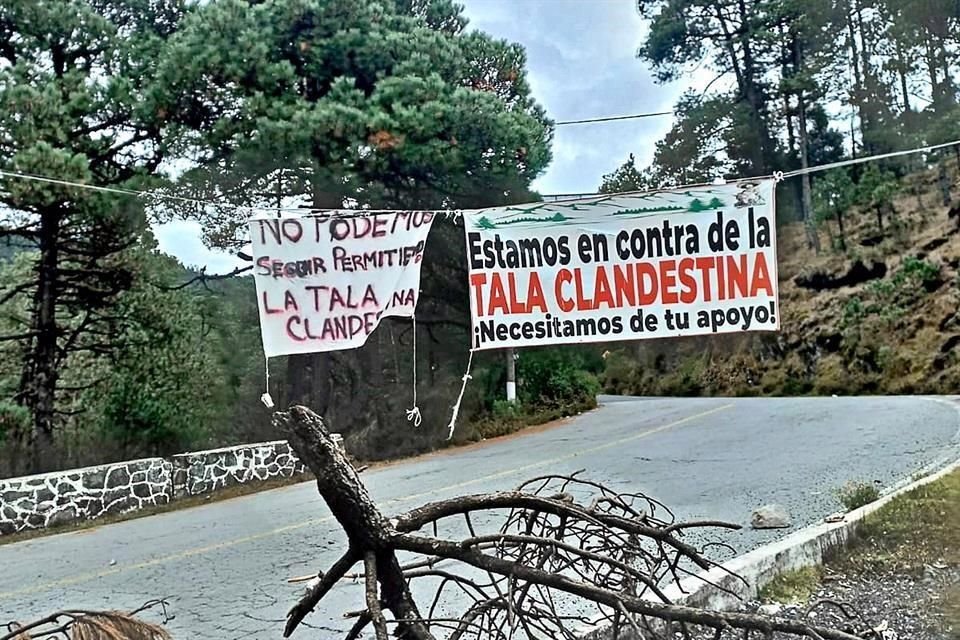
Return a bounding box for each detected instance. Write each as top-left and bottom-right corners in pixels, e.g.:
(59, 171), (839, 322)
(555, 110), (673, 126)
(405, 315), (422, 427)
(261, 355), (275, 409)
(446, 350), (475, 441)
(780, 138), (960, 177)
(6, 136), (958, 217)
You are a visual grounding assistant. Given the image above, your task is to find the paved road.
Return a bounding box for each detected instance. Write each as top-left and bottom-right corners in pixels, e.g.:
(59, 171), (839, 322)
(1, 396), (959, 638)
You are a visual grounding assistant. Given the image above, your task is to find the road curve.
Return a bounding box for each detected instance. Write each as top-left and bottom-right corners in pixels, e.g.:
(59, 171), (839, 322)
(1, 396), (958, 638)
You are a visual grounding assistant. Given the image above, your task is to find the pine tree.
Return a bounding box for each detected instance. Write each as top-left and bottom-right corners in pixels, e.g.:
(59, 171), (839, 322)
(0, 0), (190, 472)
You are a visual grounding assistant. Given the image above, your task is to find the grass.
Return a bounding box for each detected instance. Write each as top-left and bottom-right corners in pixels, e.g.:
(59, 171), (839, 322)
(836, 480), (881, 511)
(759, 467), (960, 634)
(758, 566), (823, 603)
(0, 471), (313, 547)
(852, 467), (960, 632)
(852, 467), (960, 568)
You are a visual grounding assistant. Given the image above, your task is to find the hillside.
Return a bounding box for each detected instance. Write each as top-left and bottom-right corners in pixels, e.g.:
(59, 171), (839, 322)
(601, 162), (960, 397)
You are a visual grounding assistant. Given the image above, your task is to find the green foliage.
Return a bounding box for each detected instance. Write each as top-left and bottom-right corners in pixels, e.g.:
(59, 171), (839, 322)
(0, 0), (192, 472)
(517, 348), (601, 409)
(159, 0), (552, 242)
(837, 480), (881, 511)
(0, 401), (29, 446)
(813, 169), (856, 249)
(758, 566), (822, 604)
(599, 154), (652, 194)
(91, 251), (224, 457)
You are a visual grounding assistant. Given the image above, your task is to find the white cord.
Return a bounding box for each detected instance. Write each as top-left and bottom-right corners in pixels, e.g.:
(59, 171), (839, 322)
(446, 350), (475, 440)
(261, 355), (274, 409)
(405, 315), (422, 427)
(6, 138), (956, 218)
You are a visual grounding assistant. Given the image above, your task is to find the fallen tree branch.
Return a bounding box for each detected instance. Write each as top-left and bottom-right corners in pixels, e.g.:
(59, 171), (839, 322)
(275, 405), (876, 640)
(2, 599), (173, 640)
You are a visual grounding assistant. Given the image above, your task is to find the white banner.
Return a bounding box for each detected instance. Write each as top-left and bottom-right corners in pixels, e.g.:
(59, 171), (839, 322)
(250, 212), (435, 357)
(462, 181), (779, 351)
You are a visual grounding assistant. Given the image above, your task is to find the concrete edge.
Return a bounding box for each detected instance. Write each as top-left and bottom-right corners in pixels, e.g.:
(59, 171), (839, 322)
(576, 396), (960, 637)
(660, 454), (960, 610)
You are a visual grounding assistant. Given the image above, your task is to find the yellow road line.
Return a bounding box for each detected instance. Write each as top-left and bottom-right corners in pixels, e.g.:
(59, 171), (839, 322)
(0, 402), (733, 600)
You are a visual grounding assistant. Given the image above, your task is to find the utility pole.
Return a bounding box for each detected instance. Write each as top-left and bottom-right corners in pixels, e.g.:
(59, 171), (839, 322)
(505, 348), (517, 403)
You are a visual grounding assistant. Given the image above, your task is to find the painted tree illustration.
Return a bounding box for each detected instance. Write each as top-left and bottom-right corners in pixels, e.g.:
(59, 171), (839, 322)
(708, 197), (725, 209)
(688, 198), (709, 212)
(476, 216), (497, 229)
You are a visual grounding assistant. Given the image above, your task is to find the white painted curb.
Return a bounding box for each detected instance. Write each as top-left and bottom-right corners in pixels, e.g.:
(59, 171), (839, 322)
(578, 396), (960, 637)
(661, 454), (960, 610)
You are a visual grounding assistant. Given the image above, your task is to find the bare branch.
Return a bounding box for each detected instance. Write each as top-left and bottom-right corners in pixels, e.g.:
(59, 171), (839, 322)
(276, 405), (875, 640)
(153, 265), (252, 292)
(285, 551), (359, 638)
(364, 553), (388, 640)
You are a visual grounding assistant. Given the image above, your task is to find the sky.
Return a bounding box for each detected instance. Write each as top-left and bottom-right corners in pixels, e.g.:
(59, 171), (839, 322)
(154, 0), (699, 271)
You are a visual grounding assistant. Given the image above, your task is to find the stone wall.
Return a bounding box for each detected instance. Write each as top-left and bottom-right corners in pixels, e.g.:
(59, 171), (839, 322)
(0, 440), (308, 536)
(169, 440), (306, 499)
(0, 458), (172, 536)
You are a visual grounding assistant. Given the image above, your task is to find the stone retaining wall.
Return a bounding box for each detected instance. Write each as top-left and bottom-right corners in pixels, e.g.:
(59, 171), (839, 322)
(170, 441), (306, 499)
(0, 440), (307, 536)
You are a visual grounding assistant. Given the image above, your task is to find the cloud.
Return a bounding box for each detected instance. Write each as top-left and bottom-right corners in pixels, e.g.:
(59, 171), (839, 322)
(461, 0), (692, 195)
(153, 220), (246, 273)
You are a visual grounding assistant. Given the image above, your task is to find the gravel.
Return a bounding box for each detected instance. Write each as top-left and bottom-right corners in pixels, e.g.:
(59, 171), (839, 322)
(728, 563), (960, 640)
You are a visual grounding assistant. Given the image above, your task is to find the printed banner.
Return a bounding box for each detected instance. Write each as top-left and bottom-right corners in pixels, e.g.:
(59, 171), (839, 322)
(250, 212), (435, 357)
(463, 181), (779, 351)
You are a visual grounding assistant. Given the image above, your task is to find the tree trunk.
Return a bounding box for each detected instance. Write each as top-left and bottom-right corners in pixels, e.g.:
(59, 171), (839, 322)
(875, 204), (884, 231)
(836, 211), (846, 251)
(274, 407), (433, 640)
(925, 37), (942, 104)
(894, 39), (911, 113)
(939, 157), (952, 206)
(845, 4), (863, 152)
(793, 38), (820, 253)
(18, 210), (61, 473)
(735, 0), (771, 173)
(286, 167), (342, 411)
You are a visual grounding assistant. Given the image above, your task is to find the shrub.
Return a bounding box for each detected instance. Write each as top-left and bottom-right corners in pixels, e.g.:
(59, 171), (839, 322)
(836, 480), (881, 511)
(0, 401), (29, 446)
(516, 348), (601, 408)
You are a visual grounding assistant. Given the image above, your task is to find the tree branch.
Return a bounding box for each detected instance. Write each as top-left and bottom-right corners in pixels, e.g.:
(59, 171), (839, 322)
(364, 553), (388, 640)
(154, 265), (252, 291)
(284, 551), (359, 638)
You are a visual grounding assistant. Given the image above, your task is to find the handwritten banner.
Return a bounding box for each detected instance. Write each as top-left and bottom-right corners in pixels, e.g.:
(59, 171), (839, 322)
(250, 212), (435, 357)
(462, 181), (779, 351)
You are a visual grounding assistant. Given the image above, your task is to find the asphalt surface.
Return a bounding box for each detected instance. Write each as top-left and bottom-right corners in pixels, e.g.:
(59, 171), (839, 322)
(1, 396), (959, 639)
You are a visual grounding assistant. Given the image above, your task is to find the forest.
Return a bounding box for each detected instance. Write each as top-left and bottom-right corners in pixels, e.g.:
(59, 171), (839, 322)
(2, 0), (960, 477)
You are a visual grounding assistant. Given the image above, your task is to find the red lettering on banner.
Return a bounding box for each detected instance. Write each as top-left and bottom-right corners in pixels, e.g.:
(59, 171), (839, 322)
(526, 273), (547, 313)
(488, 273), (509, 314)
(573, 268), (590, 310)
(726, 254), (749, 298)
(283, 290), (299, 311)
(555, 269), (575, 312)
(695, 257), (714, 302)
(750, 253), (774, 296)
(636, 263), (658, 306)
(262, 291), (283, 314)
(469, 273), (487, 315)
(470, 272), (547, 316)
(613, 264), (636, 307)
(660, 259), (678, 304)
(593, 267), (615, 309)
(678, 258), (697, 304)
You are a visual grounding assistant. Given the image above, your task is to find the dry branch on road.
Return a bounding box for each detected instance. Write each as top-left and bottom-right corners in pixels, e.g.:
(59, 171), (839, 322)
(2, 599), (172, 640)
(275, 405), (876, 640)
